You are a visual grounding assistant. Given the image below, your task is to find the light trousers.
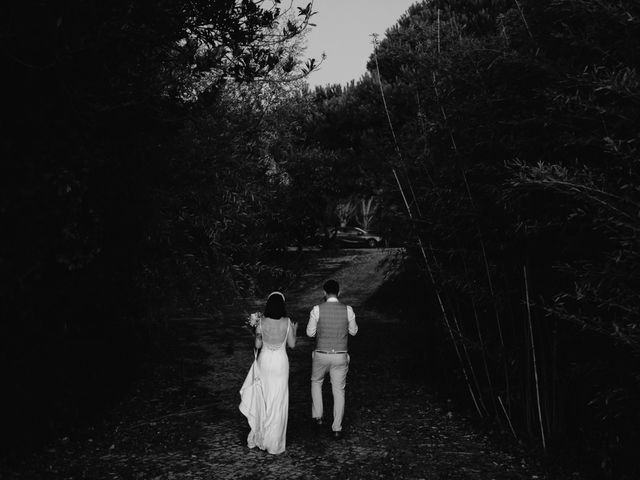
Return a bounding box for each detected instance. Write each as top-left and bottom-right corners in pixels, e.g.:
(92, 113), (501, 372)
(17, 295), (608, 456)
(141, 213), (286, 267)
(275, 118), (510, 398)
(310, 351), (350, 432)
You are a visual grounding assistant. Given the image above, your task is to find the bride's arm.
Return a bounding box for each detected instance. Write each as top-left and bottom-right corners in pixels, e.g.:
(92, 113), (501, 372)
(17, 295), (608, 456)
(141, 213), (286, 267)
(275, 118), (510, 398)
(287, 319), (297, 348)
(254, 323), (263, 350)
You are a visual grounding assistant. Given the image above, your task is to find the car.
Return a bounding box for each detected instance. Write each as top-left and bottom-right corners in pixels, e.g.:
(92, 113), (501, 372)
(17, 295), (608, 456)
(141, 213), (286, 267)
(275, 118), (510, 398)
(334, 227), (384, 248)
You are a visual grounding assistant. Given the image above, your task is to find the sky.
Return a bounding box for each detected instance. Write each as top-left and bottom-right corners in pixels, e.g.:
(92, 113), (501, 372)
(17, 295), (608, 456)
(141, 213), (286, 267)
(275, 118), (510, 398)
(301, 0), (418, 87)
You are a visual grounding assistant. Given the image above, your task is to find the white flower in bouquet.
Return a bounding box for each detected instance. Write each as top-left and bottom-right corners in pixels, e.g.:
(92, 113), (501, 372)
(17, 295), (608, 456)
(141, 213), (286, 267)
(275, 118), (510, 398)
(246, 312), (263, 329)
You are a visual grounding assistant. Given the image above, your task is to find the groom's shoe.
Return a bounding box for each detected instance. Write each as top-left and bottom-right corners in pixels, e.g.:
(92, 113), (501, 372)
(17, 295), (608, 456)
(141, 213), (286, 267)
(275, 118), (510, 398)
(313, 417), (324, 426)
(332, 430), (343, 440)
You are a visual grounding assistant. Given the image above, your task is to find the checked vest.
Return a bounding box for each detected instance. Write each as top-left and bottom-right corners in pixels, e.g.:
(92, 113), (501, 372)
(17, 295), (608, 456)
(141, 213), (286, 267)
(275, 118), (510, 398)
(315, 301), (349, 352)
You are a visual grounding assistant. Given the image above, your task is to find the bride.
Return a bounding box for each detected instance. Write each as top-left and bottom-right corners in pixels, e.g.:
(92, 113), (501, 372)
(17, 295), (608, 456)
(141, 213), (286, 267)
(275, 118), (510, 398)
(239, 291), (298, 454)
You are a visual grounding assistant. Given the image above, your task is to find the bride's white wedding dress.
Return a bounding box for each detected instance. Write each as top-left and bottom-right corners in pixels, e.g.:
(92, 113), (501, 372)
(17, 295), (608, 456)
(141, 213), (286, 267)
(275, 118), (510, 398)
(239, 318), (291, 454)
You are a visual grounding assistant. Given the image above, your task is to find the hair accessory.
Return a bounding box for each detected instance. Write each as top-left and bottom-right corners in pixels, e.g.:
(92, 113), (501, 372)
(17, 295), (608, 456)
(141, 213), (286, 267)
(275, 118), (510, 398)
(268, 291), (285, 301)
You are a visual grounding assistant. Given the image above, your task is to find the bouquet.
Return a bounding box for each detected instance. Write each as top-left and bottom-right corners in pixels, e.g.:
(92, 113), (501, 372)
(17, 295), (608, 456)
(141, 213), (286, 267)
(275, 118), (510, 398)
(245, 311), (264, 329)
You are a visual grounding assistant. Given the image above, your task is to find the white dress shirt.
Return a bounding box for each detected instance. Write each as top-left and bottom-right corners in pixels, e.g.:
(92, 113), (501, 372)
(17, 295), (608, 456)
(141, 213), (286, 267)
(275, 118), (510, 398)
(306, 296), (358, 337)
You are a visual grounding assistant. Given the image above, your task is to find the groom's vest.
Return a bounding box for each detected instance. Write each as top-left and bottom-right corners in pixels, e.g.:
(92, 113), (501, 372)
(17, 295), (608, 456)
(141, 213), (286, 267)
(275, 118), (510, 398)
(316, 301), (349, 352)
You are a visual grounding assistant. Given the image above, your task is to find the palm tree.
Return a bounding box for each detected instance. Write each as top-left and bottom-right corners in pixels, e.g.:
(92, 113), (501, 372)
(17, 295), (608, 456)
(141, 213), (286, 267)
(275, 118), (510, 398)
(357, 197), (378, 231)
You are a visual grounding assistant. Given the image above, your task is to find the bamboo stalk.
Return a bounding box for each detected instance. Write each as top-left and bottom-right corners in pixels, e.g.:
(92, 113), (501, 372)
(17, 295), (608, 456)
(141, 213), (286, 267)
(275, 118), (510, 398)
(498, 395), (518, 440)
(431, 249), (488, 416)
(372, 37), (484, 417)
(513, 0), (533, 39)
(451, 308), (489, 416)
(420, 23), (514, 421)
(501, 22), (510, 46)
(437, 9), (441, 55)
(524, 265), (546, 451)
(449, 8), (462, 43)
(432, 66), (510, 408)
(471, 298), (499, 416)
(371, 37), (423, 219)
(415, 90), (438, 188)
(406, 172), (423, 217)
(524, 297), (533, 435)
(550, 316), (559, 436)
(429, 271), (484, 418)
(371, 38), (416, 218)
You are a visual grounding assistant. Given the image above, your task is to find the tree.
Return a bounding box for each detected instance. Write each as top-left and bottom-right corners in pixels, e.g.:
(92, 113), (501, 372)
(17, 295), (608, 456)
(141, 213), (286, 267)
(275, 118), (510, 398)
(291, 0), (640, 475)
(1, 0), (317, 449)
(357, 197), (379, 231)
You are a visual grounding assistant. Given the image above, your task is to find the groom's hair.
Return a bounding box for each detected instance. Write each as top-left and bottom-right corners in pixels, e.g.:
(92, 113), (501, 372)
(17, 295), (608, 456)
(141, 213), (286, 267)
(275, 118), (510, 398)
(323, 280), (339, 295)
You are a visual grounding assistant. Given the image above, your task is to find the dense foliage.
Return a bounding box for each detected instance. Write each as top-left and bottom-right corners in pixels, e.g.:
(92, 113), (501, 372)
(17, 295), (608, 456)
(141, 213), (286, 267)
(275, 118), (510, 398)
(291, 0), (639, 477)
(1, 0), (316, 449)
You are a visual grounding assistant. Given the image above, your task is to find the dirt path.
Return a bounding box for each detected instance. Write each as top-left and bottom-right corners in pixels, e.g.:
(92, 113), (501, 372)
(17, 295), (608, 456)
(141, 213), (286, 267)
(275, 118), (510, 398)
(2, 249), (546, 479)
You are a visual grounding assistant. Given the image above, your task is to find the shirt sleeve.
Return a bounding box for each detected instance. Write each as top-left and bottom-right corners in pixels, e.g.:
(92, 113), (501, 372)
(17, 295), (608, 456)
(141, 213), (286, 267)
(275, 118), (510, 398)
(306, 305), (319, 337)
(347, 306), (358, 335)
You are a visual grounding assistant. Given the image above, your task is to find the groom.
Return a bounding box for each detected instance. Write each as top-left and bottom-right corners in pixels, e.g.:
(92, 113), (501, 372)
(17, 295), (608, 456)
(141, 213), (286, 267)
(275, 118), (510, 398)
(306, 279), (358, 440)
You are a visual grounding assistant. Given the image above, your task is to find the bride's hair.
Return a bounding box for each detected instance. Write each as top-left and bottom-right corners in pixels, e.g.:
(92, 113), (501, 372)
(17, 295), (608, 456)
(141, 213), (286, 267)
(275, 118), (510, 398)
(264, 292), (287, 319)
